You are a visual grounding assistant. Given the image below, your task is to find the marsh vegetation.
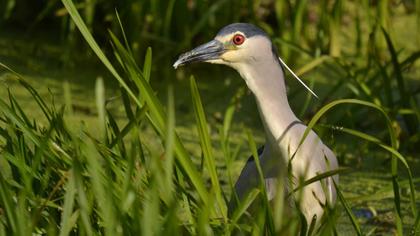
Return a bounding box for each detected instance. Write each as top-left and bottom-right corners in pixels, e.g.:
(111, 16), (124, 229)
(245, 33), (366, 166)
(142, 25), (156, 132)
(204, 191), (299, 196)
(0, 0), (419, 235)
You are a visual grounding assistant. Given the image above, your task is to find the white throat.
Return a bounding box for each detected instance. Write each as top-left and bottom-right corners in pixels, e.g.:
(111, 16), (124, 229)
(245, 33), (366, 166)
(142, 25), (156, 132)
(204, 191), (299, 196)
(233, 57), (299, 153)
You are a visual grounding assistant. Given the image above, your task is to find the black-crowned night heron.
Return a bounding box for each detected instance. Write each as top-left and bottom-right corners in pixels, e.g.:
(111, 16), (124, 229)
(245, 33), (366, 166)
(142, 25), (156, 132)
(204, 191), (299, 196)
(173, 23), (338, 225)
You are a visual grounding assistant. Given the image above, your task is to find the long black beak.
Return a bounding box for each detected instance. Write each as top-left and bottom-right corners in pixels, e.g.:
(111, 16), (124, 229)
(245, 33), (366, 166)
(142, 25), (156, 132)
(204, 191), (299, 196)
(173, 40), (224, 69)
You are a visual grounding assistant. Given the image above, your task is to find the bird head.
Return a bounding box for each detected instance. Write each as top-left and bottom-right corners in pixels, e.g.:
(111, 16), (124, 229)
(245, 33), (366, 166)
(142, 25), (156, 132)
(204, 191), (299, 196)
(173, 23), (277, 70)
(173, 23), (318, 98)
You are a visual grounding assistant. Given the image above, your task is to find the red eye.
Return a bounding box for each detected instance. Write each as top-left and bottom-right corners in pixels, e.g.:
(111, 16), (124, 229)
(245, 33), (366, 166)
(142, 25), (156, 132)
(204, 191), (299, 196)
(232, 34), (245, 45)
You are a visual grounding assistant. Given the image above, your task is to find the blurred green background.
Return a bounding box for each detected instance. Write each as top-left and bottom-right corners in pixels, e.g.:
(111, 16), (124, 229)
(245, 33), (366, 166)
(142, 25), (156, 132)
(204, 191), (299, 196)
(1, 0), (420, 234)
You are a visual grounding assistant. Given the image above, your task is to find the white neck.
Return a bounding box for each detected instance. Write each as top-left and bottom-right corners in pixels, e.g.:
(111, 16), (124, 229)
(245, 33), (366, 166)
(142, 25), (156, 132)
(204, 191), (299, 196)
(234, 58), (299, 149)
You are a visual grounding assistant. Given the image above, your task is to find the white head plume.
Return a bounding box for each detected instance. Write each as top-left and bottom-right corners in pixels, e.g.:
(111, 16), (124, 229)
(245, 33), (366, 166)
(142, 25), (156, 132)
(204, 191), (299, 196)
(278, 57), (318, 99)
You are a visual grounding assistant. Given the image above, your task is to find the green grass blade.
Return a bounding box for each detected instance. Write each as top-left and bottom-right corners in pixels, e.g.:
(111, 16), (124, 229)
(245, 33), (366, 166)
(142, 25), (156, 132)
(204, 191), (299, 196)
(163, 0), (176, 38)
(95, 77), (106, 142)
(329, 0), (343, 57)
(63, 80), (73, 115)
(84, 138), (119, 235)
(295, 56), (330, 76)
(381, 27), (418, 134)
(414, 211), (420, 235)
(114, 10), (132, 54)
(0, 170), (18, 234)
(142, 182), (161, 236)
(190, 76), (226, 219)
(143, 47), (152, 83)
(59, 172), (77, 236)
(289, 168), (350, 196)
(333, 180), (362, 235)
(72, 161), (93, 236)
(292, 0), (308, 44)
(228, 189), (260, 233)
(162, 85), (176, 204)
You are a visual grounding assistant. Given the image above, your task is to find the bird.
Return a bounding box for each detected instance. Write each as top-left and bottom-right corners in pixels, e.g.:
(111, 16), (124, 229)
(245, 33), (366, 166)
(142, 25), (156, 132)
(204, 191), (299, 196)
(173, 23), (338, 226)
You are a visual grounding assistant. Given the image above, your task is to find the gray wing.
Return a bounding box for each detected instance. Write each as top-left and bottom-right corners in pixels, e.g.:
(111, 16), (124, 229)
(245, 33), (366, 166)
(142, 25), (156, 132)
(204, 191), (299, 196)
(229, 146), (278, 214)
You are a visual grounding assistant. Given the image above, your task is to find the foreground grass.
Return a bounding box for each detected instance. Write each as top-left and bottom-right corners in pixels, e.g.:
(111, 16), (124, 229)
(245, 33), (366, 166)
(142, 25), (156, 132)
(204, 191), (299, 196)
(0, 73), (419, 235)
(1, 0), (420, 235)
